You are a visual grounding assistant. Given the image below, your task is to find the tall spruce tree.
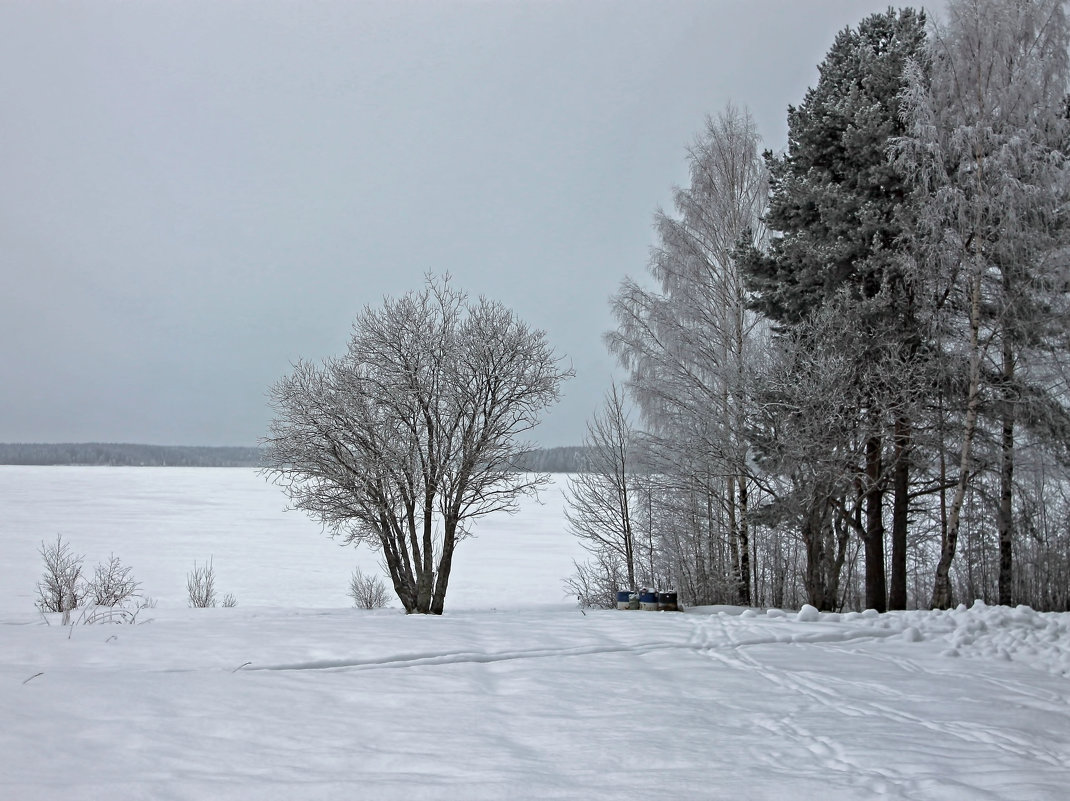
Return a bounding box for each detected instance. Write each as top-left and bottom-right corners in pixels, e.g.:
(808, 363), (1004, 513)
(740, 8), (928, 612)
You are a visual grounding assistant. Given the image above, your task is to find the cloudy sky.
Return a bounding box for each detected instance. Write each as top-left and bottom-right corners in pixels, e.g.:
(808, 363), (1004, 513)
(0, 0), (918, 448)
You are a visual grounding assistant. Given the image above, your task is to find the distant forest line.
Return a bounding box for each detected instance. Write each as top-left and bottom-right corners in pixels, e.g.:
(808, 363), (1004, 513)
(0, 443), (587, 473)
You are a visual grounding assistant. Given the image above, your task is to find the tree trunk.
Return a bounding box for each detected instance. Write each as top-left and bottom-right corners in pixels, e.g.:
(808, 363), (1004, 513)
(827, 509), (851, 611)
(619, 476), (636, 590)
(385, 557), (418, 614)
(415, 496), (435, 613)
(864, 433), (887, 612)
(430, 516), (460, 615)
(889, 416), (910, 610)
(931, 266), (985, 610)
(998, 338), (1015, 606)
(738, 476), (752, 605)
(614, 421), (637, 590)
(802, 493), (831, 610)
(727, 474), (743, 603)
(381, 513), (420, 613)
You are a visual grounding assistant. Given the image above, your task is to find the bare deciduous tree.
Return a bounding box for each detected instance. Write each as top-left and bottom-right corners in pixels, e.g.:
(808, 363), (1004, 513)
(262, 275), (572, 614)
(565, 384), (640, 592)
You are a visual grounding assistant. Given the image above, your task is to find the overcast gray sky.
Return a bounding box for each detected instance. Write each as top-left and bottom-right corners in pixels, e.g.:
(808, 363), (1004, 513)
(0, 0), (922, 447)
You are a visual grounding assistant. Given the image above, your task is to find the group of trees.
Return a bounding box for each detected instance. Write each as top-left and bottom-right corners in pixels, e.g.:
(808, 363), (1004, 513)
(265, 0), (1070, 616)
(569, 0), (1070, 613)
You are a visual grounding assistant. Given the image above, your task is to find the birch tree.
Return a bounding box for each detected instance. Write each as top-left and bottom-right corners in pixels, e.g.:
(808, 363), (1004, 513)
(607, 105), (768, 606)
(897, 0), (1070, 608)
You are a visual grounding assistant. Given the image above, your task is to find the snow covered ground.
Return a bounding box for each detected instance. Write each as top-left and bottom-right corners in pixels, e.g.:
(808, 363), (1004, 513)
(2, 467), (1069, 800)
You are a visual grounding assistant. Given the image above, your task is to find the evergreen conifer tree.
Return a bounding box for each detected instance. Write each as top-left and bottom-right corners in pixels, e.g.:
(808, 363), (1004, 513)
(739, 8), (928, 611)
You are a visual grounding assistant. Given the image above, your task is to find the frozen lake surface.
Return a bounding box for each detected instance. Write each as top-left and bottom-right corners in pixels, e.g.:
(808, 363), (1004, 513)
(2, 467), (1069, 800)
(0, 466), (583, 614)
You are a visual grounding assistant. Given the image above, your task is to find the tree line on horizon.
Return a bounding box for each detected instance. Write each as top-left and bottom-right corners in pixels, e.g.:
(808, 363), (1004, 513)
(0, 443), (263, 468)
(0, 442), (588, 473)
(568, 0), (1070, 613)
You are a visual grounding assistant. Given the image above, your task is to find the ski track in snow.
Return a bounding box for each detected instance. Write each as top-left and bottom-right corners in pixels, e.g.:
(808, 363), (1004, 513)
(231, 604), (1070, 798)
(686, 608), (1070, 799)
(246, 610), (902, 674)
(248, 641), (686, 673)
(692, 614), (928, 797)
(5, 602), (1070, 801)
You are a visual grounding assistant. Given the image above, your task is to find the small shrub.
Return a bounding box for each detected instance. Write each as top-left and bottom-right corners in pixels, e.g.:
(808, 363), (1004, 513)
(565, 552), (628, 609)
(78, 596), (156, 627)
(35, 535), (88, 615)
(89, 554), (140, 607)
(221, 593), (238, 608)
(187, 559), (217, 608)
(348, 566), (391, 609)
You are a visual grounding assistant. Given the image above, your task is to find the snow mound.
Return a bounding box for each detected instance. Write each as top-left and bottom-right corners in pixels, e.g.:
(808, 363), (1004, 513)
(930, 601), (1070, 676)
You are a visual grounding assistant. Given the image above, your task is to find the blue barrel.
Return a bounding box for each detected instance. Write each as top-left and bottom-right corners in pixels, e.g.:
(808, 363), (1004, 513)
(616, 590), (633, 610)
(657, 591), (679, 612)
(639, 590), (659, 611)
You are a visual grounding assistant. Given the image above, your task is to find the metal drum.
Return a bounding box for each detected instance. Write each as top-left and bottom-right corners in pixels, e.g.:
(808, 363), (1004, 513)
(657, 591), (679, 611)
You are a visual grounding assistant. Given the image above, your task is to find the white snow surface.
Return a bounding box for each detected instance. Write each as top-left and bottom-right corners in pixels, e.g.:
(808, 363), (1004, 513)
(2, 467), (1069, 800)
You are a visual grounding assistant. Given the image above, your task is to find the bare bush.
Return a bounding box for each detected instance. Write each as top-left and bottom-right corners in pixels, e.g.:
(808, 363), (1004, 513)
(35, 535), (87, 615)
(566, 551), (629, 609)
(89, 554), (140, 607)
(221, 593), (238, 608)
(187, 559), (217, 608)
(348, 567), (391, 609)
(78, 596), (156, 627)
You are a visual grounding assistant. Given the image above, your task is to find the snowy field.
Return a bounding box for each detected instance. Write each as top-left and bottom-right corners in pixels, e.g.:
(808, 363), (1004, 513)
(2, 467), (1070, 800)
